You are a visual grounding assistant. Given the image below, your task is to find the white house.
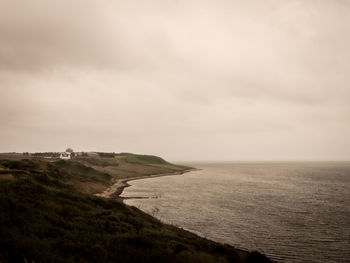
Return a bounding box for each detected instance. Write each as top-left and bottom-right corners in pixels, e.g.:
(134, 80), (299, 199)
(59, 152), (71, 160)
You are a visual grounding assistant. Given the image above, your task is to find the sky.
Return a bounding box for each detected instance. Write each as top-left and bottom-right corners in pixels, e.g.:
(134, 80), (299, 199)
(0, 0), (349, 161)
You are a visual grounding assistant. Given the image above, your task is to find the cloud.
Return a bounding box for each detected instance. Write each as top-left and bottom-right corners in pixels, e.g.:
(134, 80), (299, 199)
(0, 0), (349, 160)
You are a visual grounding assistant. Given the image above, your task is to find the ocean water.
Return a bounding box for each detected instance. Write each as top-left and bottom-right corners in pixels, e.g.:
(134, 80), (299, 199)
(121, 162), (350, 263)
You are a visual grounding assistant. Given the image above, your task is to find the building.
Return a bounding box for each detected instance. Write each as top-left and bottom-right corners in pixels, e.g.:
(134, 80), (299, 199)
(59, 152), (71, 160)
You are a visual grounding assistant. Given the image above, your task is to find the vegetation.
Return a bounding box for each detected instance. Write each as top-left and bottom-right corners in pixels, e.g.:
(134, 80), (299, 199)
(97, 152), (116, 158)
(115, 153), (190, 171)
(0, 153), (272, 263)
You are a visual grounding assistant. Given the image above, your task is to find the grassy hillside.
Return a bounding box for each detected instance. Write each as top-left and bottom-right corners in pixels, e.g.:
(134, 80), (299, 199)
(0, 153), (191, 195)
(0, 154), (272, 263)
(114, 153), (189, 171)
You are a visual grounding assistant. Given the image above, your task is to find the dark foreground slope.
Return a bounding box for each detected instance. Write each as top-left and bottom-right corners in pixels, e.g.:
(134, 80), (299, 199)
(0, 156), (272, 263)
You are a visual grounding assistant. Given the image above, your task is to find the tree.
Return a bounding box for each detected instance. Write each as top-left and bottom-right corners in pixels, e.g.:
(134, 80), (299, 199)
(65, 148), (74, 153)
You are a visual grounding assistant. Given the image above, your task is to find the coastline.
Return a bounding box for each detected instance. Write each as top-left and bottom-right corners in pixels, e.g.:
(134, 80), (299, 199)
(96, 168), (196, 201)
(0, 156), (274, 262)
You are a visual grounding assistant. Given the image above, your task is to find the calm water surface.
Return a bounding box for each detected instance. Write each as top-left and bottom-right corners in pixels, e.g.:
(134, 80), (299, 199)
(122, 162), (350, 263)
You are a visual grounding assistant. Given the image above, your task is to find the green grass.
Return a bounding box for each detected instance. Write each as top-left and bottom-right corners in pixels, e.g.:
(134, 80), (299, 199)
(115, 153), (191, 171)
(117, 154), (169, 165)
(78, 157), (120, 167)
(52, 159), (111, 183)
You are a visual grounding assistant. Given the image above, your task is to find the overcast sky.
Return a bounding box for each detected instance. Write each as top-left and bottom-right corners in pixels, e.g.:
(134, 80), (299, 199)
(0, 0), (349, 161)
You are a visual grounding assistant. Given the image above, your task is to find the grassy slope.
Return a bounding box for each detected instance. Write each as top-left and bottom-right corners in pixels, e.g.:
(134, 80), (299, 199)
(115, 153), (190, 171)
(0, 153), (192, 195)
(0, 154), (272, 263)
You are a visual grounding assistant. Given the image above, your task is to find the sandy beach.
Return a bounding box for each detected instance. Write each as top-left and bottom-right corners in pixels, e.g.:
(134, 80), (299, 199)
(96, 169), (195, 201)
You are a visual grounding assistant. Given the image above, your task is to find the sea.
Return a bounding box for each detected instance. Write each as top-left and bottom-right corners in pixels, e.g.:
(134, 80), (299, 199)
(121, 162), (350, 263)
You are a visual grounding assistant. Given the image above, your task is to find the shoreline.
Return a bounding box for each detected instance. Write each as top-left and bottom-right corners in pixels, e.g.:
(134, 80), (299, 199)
(96, 168), (196, 201)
